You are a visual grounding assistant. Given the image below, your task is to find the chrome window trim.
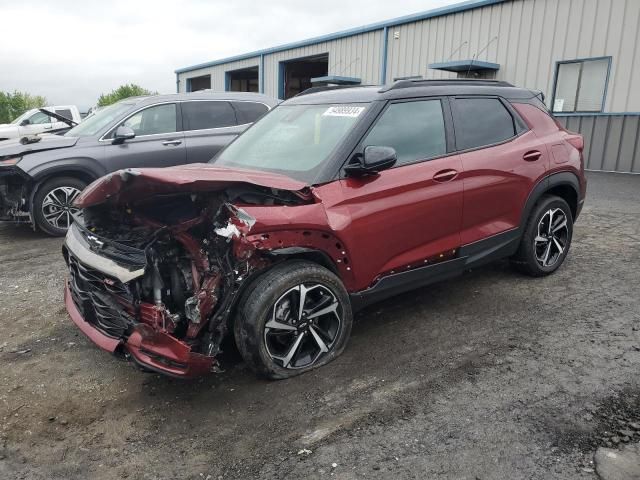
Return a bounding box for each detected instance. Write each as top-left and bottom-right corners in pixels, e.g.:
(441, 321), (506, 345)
(99, 99), (272, 142)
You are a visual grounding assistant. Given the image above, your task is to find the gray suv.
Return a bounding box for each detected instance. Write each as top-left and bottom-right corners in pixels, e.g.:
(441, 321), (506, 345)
(0, 91), (278, 236)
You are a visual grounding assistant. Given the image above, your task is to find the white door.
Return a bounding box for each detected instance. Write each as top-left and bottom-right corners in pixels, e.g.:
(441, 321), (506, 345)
(17, 111), (55, 136)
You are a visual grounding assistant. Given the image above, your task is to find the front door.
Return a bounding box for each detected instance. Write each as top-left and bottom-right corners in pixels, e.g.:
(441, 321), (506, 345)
(18, 110), (55, 136)
(321, 98), (464, 291)
(103, 103), (186, 172)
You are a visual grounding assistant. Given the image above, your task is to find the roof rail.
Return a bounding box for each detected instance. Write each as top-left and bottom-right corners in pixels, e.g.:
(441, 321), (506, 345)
(294, 84), (373, 97)
(379, 78), (514, 92)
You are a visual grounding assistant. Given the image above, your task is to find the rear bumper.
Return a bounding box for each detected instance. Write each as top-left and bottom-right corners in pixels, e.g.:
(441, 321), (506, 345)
(64, 282), (214, 378)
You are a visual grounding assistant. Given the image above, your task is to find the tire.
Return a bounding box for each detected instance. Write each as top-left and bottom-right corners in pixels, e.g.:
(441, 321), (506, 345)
(234, 260), (353, 380)
(511, 194), (573, 277)
(32, 176), (87, 237)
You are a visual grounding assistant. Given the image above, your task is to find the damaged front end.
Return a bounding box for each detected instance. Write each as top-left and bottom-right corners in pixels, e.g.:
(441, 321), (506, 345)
(0, 165), (31, 223)
(62, 168), (316, 378)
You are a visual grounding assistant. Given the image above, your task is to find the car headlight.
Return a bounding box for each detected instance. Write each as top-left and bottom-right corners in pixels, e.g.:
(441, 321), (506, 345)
(0, 157), (20, 166)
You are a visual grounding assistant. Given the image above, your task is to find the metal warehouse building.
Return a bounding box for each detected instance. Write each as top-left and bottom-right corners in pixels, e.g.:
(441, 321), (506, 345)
(175, 0), (640, 173)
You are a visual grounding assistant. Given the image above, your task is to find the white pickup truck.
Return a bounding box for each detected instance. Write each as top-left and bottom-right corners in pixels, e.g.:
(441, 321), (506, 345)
(0, 105), (81, 141)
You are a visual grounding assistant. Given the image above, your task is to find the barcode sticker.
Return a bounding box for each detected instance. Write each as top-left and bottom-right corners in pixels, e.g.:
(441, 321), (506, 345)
(322, 106), (365, 118)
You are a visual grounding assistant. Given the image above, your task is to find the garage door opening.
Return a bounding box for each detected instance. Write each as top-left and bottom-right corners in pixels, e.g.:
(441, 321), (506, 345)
(227, 67), (259, 93)
(187, 74), (211, 92)
(280, 54), (329, 99)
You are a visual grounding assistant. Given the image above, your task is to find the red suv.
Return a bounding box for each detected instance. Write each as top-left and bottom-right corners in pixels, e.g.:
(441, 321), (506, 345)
(62, 79), (586, 379)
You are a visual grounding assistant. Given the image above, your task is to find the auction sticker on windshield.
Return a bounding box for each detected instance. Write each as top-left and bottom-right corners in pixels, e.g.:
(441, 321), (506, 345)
(322, 106), (365, 117)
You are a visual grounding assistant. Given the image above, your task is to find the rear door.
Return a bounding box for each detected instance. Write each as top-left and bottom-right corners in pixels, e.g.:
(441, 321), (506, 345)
(451, 96), (549, 245)
(181, 100), (247, 164)
(103, 102), (186, 171)
(331, 97), (464, 289)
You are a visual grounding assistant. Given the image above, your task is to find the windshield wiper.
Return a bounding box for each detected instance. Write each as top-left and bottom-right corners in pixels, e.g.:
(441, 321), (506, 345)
(39, 108), (78, 127)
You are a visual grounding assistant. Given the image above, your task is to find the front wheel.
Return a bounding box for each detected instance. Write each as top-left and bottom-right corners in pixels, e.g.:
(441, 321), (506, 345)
(234, 261), (353, 379)
(511, 195), (573, 277)
(32, 177), (86, 236)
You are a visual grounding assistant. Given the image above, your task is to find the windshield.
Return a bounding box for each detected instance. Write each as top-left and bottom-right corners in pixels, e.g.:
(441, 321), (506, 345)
(64, 102), (133, 137)
(213, 103), (368, 183)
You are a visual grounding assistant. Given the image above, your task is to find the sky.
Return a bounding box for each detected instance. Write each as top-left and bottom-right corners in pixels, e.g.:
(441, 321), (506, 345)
(0, 0), (457, 110)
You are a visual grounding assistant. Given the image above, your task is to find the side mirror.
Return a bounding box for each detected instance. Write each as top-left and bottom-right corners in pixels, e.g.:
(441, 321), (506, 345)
(112, 126), (135, 145)
(344, 146), (397, 177)
(20, 119), (31, 126)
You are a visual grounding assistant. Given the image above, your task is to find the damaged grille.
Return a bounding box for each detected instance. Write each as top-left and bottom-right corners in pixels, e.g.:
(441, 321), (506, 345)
(74, 220), (148, 270)
(66, 250), (136, 339)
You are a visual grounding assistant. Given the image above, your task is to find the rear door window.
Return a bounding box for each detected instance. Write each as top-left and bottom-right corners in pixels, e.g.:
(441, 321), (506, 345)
(182, 101), (237, 130)
(452, 97), (516, 150)
(232, 101), (269, 124)
(361, 99), (447, 166)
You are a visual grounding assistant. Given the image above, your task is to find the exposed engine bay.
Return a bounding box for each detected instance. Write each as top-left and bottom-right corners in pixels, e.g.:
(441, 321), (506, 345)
(63, 184), (312, 377)
(0, 171), (30, 222)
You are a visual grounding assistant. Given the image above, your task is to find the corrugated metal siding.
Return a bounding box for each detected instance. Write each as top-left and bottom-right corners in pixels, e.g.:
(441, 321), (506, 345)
(175, 0), (640, 173)
(262, 30), (382, 98)
(386, 0), (640, 112)
(178, 57), (260, 92)
(556, 115), (640, 173)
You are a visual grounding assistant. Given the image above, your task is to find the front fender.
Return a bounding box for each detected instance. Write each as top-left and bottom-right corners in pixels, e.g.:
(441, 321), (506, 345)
(26, 157), (106, 183)
(0, 126), (19, 140)
(236, 228), (357, 291)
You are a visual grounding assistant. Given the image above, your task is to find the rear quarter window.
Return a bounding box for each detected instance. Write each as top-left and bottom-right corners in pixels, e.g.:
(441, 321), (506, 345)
(232, 101), (269, 124)
(453, 98), (517, 151)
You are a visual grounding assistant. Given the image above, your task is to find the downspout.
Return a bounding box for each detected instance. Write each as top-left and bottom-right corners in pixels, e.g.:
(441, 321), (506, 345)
(175, 73), (180, 93)
(380, 26), (389, 85)
(260, 54), (265, 94)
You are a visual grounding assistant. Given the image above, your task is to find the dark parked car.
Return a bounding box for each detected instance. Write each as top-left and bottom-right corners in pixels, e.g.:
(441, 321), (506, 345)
(62, 79), (586, 379)
(0, 92), (278, 235)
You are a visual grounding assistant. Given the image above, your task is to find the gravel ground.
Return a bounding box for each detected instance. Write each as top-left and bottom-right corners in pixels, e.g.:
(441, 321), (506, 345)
(0, 171), (639, 480)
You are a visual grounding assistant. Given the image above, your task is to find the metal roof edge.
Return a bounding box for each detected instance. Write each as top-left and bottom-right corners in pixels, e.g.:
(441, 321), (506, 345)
(174, 0), (507, 74)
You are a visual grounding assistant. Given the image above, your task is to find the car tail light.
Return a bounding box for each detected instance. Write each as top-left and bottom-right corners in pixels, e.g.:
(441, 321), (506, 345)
(566, 135), (584, 152)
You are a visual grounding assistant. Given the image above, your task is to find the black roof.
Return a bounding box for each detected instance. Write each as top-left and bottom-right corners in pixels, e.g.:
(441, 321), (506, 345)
(285, 79), (542, 105)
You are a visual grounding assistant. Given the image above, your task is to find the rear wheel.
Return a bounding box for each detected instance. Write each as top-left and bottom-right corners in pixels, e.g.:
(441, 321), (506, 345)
(234, 261), (352, 379)
(512, 195), (573, 276)
(32, 177), (86, 236)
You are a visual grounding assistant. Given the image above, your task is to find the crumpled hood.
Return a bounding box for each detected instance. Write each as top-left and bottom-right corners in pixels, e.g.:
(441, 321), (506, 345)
(0, 134), (78, 157)
(75, 164), (310, 208)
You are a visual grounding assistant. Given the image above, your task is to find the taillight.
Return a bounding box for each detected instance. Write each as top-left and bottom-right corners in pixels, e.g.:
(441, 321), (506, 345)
(566, 135), (584, 152)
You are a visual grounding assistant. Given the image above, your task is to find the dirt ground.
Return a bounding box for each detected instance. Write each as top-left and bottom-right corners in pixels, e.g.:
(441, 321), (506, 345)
(1, 171), (639, 480)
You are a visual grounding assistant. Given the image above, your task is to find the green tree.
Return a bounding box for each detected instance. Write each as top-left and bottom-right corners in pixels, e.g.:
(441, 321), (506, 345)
(0, 91), (48, 124)
(97, 84), (157, 107)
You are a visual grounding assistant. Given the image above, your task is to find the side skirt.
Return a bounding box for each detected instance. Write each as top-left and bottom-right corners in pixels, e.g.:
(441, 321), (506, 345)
(349, 229), (521, 312)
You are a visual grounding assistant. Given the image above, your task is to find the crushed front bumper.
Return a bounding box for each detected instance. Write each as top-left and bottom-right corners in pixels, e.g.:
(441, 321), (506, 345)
(64, 283), (214, 378)
(63, 222), (215, 379)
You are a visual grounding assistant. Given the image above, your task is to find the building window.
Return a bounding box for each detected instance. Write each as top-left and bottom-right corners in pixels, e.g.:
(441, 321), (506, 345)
(552, 58), (610, 113)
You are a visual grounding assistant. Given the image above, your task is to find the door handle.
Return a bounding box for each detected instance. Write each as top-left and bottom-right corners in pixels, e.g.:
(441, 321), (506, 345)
(162, 140), (182, 146)
(523, 150), (542, 161)
(433, 169), (459, 183)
